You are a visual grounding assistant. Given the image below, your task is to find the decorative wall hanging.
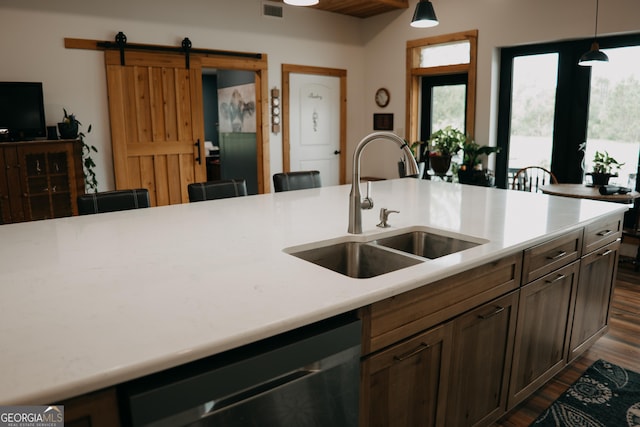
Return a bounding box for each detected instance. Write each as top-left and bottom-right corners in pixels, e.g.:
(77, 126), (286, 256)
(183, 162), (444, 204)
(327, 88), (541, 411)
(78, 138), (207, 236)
(218, 83), (256, 133)
(271, 87), (281, 134)
(373, 113), (394, 131)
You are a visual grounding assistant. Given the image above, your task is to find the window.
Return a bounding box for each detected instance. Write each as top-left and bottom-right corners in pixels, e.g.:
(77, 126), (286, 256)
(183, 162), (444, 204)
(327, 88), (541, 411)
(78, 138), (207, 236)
(420, 40), (471, 68)
(406, 30), (478, 147)
(584, 45), (640, 189)
(496, 33), (640, 192)
(507, 53), (558, 176)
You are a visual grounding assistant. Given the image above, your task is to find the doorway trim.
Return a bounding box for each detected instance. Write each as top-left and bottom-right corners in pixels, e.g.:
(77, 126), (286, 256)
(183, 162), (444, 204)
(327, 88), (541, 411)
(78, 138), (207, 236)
(282, 64), (347, 184)
(65, 37), (271, 194)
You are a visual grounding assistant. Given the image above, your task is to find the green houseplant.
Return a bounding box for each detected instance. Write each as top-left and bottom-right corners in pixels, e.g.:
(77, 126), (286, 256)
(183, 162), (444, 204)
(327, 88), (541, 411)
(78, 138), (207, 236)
(589, 150), (623, 185)
(61, 109), (98, 193)
(457, 140), (501, 186)
(427, 126), (466, 174)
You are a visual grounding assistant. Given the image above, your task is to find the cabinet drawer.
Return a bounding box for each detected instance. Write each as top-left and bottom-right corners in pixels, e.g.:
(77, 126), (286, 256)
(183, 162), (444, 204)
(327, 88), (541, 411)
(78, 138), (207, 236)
(361, 253), (522, 354)
(583, 214), (623, 254)
(522, 229), (582, 284)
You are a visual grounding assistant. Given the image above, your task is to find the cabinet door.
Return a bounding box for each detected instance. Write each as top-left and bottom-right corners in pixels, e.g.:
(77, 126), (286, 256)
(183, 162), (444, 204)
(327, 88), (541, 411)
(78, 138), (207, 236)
(446, 291), (518, 427)
(0, 145), (28, 222)
(568, 239), (620, 361)
(361, 322), (453, 427)
(62, 387), (121, 427)
(18, 142), (76, 220)
(508, 261), (580, 409)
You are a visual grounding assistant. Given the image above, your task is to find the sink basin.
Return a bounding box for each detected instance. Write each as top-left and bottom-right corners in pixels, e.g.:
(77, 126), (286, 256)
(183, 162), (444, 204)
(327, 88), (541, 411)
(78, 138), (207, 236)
(289, 241), (423, 279)
(373, 231), (481, 259)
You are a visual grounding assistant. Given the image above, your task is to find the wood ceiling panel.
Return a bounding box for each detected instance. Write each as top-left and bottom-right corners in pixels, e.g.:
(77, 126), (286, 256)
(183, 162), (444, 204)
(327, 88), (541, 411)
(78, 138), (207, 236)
(275, 0), (409, 18)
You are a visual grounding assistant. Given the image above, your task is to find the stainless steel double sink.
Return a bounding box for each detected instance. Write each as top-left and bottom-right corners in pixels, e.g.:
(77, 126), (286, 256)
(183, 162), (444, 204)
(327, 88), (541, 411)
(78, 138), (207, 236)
(285, 227), (487, 279)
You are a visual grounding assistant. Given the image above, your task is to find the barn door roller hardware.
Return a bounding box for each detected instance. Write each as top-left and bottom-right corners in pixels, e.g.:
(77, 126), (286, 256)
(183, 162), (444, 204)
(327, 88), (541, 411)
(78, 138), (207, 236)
(93, 32), (262, 67)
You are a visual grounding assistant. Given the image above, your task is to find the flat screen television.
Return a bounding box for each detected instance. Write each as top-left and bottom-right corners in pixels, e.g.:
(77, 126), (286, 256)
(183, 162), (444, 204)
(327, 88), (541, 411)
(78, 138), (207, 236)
(0, 82), (47, 141)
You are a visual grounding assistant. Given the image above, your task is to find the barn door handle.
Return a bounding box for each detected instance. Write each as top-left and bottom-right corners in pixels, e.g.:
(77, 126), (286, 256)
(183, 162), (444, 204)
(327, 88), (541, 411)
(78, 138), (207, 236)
(194, 139), (202, 164)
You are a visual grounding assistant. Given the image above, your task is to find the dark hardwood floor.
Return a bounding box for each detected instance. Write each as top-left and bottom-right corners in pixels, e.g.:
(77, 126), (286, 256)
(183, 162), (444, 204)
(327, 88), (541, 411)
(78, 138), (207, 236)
(494, 262), (640, 426)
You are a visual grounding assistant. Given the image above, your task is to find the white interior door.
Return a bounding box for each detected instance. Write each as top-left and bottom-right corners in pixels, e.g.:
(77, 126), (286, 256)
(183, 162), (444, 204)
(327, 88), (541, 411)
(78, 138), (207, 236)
(289, 73), (341, 186)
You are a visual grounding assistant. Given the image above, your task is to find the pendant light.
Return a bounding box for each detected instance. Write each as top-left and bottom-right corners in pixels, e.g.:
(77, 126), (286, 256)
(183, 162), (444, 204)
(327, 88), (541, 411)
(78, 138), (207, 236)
(283, 0), (319, 5)
(411, 0), (439, 28)
(579, 0), (609, 66)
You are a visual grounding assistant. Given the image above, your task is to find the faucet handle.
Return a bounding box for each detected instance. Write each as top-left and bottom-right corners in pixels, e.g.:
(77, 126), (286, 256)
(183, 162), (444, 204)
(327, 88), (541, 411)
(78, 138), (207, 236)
(377, 208), (399, 228)
(361, 181), (374, 210)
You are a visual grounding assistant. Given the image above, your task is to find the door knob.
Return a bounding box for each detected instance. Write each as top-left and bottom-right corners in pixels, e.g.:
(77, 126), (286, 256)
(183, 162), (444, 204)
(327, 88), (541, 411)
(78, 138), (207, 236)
(334, 150), (341, 155)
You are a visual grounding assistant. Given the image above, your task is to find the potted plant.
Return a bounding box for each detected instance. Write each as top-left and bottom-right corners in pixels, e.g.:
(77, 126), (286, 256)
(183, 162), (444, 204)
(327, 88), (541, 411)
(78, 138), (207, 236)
(588, 150), (624, 186)
(427, 126), (465, 175)
(457, 140), (501, 186)
(58, 109), (80, 139)
(60, 109), (99, 193)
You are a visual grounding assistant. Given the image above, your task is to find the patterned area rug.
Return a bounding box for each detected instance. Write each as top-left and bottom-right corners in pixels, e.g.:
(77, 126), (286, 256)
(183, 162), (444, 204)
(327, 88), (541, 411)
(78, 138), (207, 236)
(531, 359), (640, 426)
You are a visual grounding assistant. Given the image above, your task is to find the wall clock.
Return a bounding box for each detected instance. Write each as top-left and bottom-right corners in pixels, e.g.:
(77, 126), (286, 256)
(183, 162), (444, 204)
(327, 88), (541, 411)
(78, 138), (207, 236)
(375, 88), (390, 108)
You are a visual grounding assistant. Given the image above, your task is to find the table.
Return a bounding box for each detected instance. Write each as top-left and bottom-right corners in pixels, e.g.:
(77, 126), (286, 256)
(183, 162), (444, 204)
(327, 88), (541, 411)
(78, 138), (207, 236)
(540, 183), (640, 204)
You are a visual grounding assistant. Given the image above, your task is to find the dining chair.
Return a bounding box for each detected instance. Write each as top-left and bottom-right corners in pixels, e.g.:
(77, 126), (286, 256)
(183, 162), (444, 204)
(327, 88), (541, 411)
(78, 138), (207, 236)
(77, 189), (150, 215)
(187, 179), (247, 202)
(272, 171), (321, 192)
(511, 166), (558, 193)
(621, 206), (640, 271)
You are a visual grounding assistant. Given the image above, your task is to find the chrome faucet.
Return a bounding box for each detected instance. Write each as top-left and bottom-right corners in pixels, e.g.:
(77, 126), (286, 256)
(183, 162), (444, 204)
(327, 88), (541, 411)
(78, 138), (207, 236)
(348, 132), (419, 234)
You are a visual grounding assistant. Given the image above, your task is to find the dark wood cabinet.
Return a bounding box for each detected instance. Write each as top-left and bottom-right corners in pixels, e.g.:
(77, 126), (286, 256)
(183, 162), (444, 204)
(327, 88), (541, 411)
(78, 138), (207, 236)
(446, 291), (519, 427)
(0, 140), (84, 224)
(61, 387), (121, 427)
(360, 322), (453, 427)
(568, 238), (620, 361)
(508, 261), (580, 408)
(359, 254), (522, 427)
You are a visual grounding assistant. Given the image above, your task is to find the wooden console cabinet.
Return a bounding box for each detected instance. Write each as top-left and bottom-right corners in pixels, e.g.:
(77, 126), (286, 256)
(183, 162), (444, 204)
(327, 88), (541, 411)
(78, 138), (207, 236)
(0, 140), (84, 224)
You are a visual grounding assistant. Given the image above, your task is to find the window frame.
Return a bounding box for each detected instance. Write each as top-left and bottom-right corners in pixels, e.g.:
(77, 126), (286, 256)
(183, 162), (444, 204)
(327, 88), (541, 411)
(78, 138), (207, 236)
(406, 30), (478, 145)
(495, 32), (640, 189)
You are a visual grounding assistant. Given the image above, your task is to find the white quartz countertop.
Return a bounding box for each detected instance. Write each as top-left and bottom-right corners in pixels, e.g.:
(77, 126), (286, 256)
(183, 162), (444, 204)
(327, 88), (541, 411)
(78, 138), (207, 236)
(0, 179), (627, 405)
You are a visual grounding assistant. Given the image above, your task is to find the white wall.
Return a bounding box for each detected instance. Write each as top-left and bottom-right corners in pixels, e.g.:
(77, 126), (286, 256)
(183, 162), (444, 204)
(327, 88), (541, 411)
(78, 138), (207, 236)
(0, 0), (366, 190)
(1, 0), (639, 188)
(359, 0), (640, 178)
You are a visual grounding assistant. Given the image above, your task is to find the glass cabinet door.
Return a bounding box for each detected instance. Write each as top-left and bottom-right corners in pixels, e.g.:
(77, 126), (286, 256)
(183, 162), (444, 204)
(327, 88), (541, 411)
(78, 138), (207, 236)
(22, 146), (74, 220)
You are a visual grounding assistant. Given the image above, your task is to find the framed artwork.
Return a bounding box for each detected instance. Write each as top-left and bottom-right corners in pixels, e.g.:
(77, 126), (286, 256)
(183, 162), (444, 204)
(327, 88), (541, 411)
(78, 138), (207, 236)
(218, 83), (256, 133)
(373, 113), (394, 131)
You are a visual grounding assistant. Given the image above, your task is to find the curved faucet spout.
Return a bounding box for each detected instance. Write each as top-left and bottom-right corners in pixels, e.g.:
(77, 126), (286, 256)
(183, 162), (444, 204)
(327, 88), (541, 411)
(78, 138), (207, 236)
(348, 132), (419, 234)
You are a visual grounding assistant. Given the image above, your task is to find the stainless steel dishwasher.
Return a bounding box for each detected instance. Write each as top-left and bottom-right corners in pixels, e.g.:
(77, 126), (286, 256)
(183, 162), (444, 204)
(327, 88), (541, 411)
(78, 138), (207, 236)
(119, 314), (361, 427)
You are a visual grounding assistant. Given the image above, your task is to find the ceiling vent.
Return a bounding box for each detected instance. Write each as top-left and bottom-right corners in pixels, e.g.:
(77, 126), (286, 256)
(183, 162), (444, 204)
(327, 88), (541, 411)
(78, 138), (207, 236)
(262, 1), (284, 18)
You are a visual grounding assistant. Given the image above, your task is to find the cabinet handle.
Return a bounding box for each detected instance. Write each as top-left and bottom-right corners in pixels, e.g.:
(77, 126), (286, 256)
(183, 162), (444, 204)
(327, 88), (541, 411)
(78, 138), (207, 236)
(393, 342), (430, 362)
(194, 139), (202, 165)
(546, 250), (567, 260)
(546, 274), (566, 284)
(478, 306), (505, 320)
(599, 249), (613, 257)
(596, 229), (613, 237)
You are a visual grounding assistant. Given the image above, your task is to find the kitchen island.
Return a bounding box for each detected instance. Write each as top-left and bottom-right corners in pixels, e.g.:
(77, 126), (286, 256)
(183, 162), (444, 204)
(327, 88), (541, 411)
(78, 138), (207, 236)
(0, 179), (628, 423)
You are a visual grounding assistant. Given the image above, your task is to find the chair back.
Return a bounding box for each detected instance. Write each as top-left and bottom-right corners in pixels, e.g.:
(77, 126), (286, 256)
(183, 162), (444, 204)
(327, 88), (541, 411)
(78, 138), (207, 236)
(77, 189), (150, 215)
(273, 171), (321, 192)
(622, 203), (640, 271)
(187, 179), (247, 202)
(511, 166), (558, 193)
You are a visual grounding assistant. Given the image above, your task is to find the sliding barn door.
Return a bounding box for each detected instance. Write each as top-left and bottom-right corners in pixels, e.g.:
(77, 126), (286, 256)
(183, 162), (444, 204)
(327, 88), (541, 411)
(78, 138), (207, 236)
(105, 50), (206, 206)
